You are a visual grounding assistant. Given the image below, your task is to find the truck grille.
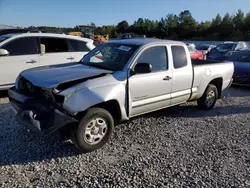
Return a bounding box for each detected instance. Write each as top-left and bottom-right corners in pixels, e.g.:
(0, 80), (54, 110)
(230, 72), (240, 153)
(17, 76), (64, 104)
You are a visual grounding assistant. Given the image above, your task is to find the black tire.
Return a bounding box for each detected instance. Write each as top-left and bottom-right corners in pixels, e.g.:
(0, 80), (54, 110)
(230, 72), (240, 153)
(197, 84), (218, 110)
(71, 108), (114, 153)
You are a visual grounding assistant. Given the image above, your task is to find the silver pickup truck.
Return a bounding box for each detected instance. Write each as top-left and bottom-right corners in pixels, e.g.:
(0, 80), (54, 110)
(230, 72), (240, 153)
(8, 39), (234, 153)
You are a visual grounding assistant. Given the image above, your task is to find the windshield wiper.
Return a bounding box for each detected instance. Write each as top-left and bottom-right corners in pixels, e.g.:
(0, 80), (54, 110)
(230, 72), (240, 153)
(82, 62), (115, 71)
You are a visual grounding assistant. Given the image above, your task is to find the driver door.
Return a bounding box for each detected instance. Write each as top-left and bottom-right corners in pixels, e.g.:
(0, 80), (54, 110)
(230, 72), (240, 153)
(128, 45), (173, 117)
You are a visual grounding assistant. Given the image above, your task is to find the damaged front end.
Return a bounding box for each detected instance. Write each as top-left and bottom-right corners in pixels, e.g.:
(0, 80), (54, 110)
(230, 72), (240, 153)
(8, 76), (78, 135)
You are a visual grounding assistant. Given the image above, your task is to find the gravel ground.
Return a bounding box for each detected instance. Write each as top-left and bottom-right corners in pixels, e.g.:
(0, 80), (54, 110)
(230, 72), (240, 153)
(1, 86), (250, 187)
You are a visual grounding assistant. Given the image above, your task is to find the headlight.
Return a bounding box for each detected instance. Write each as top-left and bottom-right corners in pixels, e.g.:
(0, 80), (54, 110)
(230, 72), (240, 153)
(26, 81), (34, 92)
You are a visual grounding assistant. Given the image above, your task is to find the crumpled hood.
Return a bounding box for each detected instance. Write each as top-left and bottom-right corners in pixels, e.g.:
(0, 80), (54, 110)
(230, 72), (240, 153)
(20, 63), (112, 88)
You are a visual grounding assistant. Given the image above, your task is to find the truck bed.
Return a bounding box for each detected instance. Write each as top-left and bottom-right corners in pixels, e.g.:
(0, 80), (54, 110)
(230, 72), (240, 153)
(191, 59), (227, 66)
(190, 59), (234, 100)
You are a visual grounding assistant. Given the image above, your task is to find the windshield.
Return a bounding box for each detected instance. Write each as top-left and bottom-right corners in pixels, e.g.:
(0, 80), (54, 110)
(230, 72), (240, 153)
(216, 43), (237, 52)
(81, 43), (140, 71)
(196, 46), (209, 50)
(0, 36), (10, 43)
(226, 51), (250, 62)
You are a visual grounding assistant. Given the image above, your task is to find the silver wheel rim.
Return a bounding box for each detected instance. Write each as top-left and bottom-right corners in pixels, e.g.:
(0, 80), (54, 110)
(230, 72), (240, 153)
(83, 117), (108, 145)
(206, 90), (215, 107)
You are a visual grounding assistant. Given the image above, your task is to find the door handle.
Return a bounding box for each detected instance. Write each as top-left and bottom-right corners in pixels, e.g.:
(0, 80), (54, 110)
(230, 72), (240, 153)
(26, 60), (37, 64)
(67, 57), (75, 60)
(163, 76), (172, 81)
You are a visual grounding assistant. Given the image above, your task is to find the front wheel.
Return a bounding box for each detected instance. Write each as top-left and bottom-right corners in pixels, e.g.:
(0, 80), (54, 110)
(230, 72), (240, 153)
(71, 108), (114, 153)
(197, 84), (218, 110)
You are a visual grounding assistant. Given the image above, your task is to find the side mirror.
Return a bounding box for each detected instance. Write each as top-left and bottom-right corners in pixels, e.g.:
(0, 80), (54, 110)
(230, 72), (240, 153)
(40, 44), (45, 54)
(0, 49), (9, 56)
(134, 63), (152, 74)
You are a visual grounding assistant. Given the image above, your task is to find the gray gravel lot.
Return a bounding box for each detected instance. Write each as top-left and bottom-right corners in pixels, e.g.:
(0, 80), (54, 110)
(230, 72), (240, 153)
(1, 86), (250, 187)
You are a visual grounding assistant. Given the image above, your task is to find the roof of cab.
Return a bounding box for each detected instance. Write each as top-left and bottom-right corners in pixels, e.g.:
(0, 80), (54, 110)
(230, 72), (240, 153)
(106, 38), (185, 46)
(1, 32), (93, 43)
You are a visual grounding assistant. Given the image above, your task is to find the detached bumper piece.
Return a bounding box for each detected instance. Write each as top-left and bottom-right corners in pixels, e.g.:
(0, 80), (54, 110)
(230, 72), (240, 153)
(14, 98), (77, 135)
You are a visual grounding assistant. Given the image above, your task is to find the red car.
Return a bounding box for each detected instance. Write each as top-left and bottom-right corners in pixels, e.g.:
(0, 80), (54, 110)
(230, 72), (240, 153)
(187, 45), (204, 60)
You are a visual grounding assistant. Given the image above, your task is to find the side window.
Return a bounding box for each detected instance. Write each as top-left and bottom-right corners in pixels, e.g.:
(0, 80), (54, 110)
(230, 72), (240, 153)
(2, 37), (38, 56)
(171, 45), (188, 69)
(40, 37), (70, 53)
(68, 39), (89, 52)
(136, 46), (168, 72)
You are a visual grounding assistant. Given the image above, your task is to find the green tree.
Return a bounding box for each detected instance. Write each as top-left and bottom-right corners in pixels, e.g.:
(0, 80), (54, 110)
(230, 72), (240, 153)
(159, 14), (179, 38)
(231, 9), (245, 40)
(24, 9), (250, 41)
(116, 20), (129, 34)
(212, 14), (222, 27)
(177, 10), (197, 39)
(243, 12), (250, 40)
(233, 9), (244, 29)
(219, 13), (234, 39)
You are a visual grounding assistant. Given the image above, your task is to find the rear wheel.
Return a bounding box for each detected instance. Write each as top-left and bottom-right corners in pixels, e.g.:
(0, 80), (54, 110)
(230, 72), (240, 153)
(71, 108), (114, 153)
(197, 84), (218, 110)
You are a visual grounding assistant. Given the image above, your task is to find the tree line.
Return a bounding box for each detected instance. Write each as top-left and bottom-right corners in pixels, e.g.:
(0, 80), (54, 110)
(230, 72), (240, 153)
(26, 9), (250, 41)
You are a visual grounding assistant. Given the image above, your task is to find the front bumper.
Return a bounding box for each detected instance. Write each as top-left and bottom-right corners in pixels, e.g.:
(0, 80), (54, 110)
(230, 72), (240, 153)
(8, 87), (77, 135)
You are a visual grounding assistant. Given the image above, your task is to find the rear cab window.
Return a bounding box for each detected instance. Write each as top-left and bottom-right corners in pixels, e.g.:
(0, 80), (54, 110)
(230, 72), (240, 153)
(171, 45), (188, 69)
(2, 37), (39, 56)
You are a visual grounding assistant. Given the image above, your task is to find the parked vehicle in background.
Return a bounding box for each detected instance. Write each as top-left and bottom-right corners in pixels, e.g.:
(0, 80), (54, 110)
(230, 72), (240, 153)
(118, 33), (146, 39)
(68, 32), (83, 37)
(185, 43), (196, 49)
(0, 28), (39, 35)
(0, 33), (95, 90)
(93, 39), (103, 47)
(196, 44), (216, 59)
(224, 49), (250, 86)
(207, 41), (249, 61)
(93, 34), (109, 42)
(9, 39), (234, 153)
(187, 44), (204, 60)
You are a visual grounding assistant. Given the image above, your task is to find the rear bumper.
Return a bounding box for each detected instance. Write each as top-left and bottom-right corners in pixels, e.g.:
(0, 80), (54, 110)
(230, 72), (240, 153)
(227, 78), (233, 89)
(8, 87), (77, 135)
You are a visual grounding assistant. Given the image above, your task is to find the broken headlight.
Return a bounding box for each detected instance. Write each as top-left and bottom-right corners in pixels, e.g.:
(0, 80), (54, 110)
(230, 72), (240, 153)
(26, 81), (34, 93)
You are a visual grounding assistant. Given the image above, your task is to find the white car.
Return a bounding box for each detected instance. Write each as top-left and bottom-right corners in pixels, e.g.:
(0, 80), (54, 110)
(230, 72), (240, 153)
(0, 32), (95, 90)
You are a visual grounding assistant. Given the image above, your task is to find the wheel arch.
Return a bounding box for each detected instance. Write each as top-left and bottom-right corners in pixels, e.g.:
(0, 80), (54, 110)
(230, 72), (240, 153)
(74, 99), (122, 125)
(208, 77), (223, 98)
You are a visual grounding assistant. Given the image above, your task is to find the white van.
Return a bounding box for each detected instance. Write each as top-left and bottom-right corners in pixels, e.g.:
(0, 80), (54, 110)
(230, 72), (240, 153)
(0, 33), (95, 90)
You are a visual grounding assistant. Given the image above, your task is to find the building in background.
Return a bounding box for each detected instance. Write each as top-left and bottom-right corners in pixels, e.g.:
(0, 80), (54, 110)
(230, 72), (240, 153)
(0, 25), (18, 29)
